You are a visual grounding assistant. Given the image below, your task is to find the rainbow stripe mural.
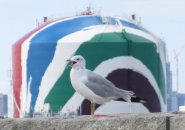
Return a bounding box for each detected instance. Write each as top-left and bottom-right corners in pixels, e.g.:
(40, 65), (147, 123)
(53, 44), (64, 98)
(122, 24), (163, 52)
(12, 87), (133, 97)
(12, 15), (167, 117)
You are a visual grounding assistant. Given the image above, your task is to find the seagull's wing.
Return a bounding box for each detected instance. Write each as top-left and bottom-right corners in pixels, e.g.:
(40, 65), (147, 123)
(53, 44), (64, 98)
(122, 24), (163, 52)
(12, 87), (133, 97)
(83, 70), (134, 101)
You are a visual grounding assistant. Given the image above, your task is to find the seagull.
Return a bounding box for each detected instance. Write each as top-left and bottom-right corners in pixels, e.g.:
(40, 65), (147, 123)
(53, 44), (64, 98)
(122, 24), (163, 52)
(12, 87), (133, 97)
(68, 55), (146, 115)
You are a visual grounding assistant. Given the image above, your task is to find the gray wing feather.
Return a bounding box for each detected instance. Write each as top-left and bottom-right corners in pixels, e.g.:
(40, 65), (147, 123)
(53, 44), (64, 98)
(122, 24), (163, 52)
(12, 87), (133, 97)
(83, 70), (134, 101)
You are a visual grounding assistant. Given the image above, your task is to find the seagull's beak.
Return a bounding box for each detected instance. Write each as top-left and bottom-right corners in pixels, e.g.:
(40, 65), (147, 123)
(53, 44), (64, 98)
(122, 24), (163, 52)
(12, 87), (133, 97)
(66, 59), (76, 67)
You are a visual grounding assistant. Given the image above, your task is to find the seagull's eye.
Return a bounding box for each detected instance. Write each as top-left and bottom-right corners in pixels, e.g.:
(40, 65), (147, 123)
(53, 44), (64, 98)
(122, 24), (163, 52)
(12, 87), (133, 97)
(77, 58), (80, 61)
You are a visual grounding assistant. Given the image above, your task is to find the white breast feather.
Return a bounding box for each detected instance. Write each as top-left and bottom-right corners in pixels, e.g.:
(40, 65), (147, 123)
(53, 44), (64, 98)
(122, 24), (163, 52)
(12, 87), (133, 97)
(70, 68), (106, 103)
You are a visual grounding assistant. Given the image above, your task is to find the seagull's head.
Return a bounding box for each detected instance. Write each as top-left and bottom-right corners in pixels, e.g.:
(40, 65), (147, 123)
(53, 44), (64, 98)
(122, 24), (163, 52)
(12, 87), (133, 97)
(68, 55), (86, 69)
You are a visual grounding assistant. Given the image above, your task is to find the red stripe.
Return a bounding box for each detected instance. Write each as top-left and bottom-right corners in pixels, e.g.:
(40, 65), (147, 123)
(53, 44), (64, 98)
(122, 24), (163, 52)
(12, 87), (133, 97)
(12, 23), (50, 118)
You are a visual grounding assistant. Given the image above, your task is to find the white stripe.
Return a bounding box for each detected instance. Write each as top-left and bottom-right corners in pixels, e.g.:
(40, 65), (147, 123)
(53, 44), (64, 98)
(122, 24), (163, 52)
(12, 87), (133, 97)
(20, 38), (31, 117)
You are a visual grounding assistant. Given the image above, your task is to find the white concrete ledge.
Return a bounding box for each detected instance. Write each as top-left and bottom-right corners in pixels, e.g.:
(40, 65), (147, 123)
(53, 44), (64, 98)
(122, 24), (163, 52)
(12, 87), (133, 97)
(0, 113), (185, 130)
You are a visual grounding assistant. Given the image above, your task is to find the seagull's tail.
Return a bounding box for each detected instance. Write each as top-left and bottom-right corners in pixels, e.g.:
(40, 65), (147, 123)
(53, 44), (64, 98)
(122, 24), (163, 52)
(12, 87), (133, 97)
(131, 96), (147, 103)
(116, 88), (147, 103)
(117, 89), (135, 102)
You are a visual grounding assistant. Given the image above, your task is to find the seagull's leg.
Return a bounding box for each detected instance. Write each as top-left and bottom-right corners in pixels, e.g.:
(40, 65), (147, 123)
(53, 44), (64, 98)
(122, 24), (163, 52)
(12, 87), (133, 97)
(91, 102), (96, 115)
(93, 103), (96, 114)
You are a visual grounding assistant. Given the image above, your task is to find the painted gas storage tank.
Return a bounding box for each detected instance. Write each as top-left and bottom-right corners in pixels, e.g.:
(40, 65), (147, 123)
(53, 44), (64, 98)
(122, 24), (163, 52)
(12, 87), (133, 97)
(12, 15), (167, 118)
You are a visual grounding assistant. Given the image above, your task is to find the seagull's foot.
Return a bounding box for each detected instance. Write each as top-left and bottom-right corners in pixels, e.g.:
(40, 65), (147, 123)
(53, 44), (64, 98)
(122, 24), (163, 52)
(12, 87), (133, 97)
(91, 102), (96, 115)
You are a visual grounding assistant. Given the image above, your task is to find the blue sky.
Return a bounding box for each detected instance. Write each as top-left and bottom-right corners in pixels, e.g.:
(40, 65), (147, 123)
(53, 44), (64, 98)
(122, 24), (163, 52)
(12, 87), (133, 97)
(1, 0), (185, 116)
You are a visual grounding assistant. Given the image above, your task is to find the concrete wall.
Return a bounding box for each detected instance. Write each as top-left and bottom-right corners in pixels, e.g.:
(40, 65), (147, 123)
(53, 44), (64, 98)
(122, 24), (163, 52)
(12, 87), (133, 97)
(0, 113), (185, 130)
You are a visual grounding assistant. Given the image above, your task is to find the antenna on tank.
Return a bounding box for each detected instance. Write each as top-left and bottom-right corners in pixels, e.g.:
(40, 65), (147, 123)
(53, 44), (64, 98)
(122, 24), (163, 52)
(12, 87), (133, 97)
(131, 14), (142, 25)
(80, 4), (94, 15)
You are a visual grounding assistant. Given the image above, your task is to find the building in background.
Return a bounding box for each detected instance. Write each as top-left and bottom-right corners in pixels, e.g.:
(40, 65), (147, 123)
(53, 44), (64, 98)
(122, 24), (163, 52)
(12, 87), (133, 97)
(166, 61), (185, 112)
(178, 93), (185, 106)
(170, 91), (185, 112)
(171, 91), (179, 111)
(0, 93), (8, 118)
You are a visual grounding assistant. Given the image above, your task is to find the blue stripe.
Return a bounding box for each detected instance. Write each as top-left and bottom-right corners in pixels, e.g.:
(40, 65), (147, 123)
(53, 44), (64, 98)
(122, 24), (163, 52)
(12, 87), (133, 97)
(26, 16), (103, 116)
